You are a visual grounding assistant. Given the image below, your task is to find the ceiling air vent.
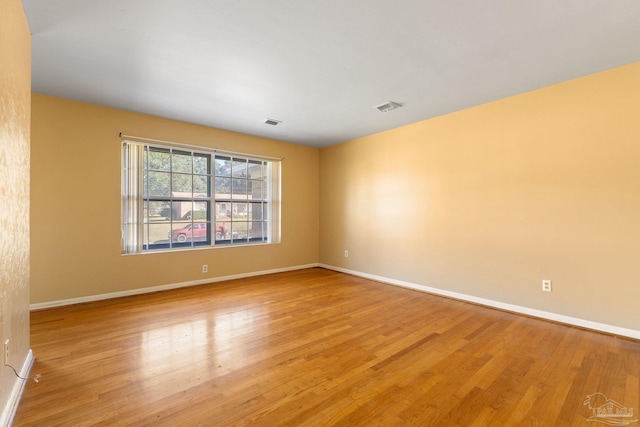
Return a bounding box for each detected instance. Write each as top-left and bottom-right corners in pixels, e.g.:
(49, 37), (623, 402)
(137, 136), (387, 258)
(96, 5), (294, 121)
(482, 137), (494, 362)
(375, 101), (402, 112)
(264, 118), (282, 126)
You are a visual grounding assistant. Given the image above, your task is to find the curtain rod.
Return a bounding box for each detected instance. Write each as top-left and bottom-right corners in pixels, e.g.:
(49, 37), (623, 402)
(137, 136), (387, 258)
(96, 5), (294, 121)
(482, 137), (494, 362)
(119, 133), (284, 161)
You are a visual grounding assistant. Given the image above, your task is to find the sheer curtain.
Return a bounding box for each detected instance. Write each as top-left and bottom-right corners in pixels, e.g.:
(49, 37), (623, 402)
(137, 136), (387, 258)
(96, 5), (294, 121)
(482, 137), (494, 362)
(121, 142), (144, 254)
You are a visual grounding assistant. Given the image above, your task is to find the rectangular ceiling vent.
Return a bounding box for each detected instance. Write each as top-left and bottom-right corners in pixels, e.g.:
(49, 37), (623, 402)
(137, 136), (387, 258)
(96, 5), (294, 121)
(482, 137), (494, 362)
(375, 101), (402, 112)
(264, 118), (282, 126)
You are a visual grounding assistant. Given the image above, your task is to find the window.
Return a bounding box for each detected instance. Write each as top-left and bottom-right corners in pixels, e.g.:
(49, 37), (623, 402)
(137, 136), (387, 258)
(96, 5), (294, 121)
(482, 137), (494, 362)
(122, 140), (281, 254)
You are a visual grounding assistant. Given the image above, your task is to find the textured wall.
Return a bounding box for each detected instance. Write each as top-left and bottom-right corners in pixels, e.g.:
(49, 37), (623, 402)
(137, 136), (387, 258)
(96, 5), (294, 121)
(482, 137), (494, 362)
(0, 0), (31, 418)
(320, 62), (640, 332)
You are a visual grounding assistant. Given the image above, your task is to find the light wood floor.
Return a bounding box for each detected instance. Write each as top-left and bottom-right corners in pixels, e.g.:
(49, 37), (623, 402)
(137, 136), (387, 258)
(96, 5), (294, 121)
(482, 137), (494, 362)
(13, 268), (640, 426)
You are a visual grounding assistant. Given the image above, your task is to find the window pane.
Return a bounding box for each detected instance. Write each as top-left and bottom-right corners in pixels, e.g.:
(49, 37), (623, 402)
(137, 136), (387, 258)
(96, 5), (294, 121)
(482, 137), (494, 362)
(147, 171), (171, 197)
(215, 222), (229, 241)
(143, 201), (149, 223)
(146, 149), (170, 171)
(215, 177), (231, 198)
(249, 180), (264, 200)
(193, 154), (210, 175)
(232, 202), (248, 219)
(247, 160), (265, 180)
(263, 203), (268, 221)
(171, 223), (193, 244)
(249, 202), (263, 221)
(149, 201), (170, 221)
(215, 202), (230, 221)
(173, 201), (195, 220)
(193, 175), (209, 197)
(232, 159), (247, 177)
(142, 222), (149, 247)
(192, 202), (208, 221)
(172, 173), (192, 195)
(172, 151), (192, 173)
(231, 222), (248, 242)
(215, 156), (232, 177)
(232, 178), (247, 198)
(249, 222), (265, 240)
(148, 222), (171, 245)
(193, 222), (209, 242)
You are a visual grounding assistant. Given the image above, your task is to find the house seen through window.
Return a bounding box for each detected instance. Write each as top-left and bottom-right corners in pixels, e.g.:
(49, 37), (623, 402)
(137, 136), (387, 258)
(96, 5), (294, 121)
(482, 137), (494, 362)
(122, 140), (281, 253)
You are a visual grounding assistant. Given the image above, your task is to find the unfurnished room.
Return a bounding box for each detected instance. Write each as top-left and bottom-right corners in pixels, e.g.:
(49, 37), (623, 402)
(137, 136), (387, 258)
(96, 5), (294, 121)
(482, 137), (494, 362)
(1, 1), (640, 426)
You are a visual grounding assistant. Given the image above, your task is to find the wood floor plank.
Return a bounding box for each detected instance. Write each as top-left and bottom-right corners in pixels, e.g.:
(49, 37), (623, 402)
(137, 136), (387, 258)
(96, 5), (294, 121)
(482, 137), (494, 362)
(12, 268), (640, 426)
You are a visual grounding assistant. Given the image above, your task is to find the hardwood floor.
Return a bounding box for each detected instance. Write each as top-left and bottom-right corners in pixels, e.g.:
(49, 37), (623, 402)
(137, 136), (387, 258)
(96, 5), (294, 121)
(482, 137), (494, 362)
(13, 268), (640, 426)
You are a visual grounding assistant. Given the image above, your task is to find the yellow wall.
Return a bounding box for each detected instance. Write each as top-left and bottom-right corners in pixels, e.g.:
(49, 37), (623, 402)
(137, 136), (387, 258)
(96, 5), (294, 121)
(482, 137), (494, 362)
(320, 62), (640, 331)
(0, 0), (31, 418)
(31, 94), (319, 304)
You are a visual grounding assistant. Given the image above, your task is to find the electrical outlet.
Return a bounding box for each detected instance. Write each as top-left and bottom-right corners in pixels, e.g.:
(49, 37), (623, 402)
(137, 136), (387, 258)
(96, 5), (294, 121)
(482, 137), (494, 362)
(4, 339), (9, 365)
(344, 250), (349, 258)
(202, 264), (208, 273)
(542, 280), (552, 292)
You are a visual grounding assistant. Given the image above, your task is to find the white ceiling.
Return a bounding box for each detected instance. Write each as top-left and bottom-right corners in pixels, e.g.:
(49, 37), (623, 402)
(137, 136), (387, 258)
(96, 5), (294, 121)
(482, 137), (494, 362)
(22, 1), (640, 148)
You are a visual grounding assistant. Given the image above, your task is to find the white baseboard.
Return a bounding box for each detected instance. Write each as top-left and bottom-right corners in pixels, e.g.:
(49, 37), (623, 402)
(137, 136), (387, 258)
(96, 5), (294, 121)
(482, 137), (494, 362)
(319, 264), (640, 340)
(30, 263), (320, 310)
(30, 262), (640, 340)
(1, 349), (34, 427)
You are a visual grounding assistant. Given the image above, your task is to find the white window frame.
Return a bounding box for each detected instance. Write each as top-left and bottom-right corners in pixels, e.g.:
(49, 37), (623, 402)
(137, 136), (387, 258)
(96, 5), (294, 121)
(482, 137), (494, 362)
(121, 138), (281, 254)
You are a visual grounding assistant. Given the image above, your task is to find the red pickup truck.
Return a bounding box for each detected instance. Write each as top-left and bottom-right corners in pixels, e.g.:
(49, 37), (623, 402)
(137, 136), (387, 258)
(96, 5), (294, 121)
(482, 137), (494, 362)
(169, 223), (228, 242)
